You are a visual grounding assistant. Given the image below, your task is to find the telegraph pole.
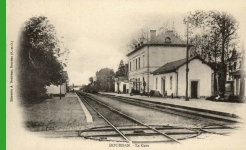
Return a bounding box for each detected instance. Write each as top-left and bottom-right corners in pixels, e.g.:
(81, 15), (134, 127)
(185, 22), (189, 101)
(73, 83), (74, 93)
(240, 43), (245, 101)
(109, 70), (111, 92)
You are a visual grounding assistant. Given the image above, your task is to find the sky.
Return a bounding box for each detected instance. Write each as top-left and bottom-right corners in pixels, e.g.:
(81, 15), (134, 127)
(7, 0), (246, 86)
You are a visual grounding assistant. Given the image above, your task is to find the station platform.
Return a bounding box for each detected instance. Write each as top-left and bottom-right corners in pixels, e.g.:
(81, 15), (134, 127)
(99, 92), (246, 120)
(64, 92), (92, 122)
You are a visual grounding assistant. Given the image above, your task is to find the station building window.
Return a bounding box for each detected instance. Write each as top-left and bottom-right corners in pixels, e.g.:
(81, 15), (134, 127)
(143, 54), (145, 68)
(156, 78), (158, 89)
(130, 61), (131, 71)
(170, 76), (172, 90)
(139, 57), (140, 69)
(136, 59), (137, 70)
(133, 60), (135, 70)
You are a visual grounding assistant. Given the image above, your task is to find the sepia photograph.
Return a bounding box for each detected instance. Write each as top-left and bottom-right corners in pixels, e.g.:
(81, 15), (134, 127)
(6, 0), (246, 149)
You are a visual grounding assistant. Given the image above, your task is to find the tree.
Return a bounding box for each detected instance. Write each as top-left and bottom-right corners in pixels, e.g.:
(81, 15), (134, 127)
(89, 77), (94, 84)
(185, 10), (239, 93)
(126, 28), (150, 51)
(158, 21), (181, 38)
(80, 84), (87, 91)
(126, 22), (182, 52)
(95, 68), (115, 92)
(17, 16), (67, 102)
(115, 60), (127, 77)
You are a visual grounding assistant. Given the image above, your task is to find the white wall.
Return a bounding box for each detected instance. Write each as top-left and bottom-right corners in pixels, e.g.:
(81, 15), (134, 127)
(46, 82), (67, 95)
(129, 47), (148, 93)
(114, 82), (117, 92)
(119, 82), (129, 93)
(233, 77), (246, 96)
(128, 45), (186, 93)
(115, 82), (129, 93)
(153, 72), (177, 96)
(178, 59), (213, 97)
(128, 47), (147, 73)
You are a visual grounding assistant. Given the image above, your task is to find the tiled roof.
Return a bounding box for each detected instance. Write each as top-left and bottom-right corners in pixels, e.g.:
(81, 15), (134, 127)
(152, 56), (213, 75)
(126, 31), (189, 56)
(150, 31), (186, 45)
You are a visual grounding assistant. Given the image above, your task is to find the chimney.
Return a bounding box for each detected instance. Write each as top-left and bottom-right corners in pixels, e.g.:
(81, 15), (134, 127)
(166, 30), (174, 37)
(167, 30), (173, 33)
(150, 30), (156, 41)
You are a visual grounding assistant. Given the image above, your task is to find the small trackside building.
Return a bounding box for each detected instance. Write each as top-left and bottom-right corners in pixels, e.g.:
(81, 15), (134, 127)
(152, 56), (215, 98)
(114, 76), (129, 93)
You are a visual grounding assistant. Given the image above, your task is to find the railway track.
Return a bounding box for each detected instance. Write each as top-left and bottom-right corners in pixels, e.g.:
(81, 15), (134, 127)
(77, 92), (235, 143)
(97, 93), (239, 124)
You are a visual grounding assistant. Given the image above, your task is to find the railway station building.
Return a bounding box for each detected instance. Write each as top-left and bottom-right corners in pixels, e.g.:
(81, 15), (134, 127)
(127, 30), (189, 93)
(152, 56), (215, 98)
(227, 48), (246, 98)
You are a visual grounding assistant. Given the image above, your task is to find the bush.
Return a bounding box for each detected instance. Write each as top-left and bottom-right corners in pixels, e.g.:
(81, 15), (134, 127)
(91, 90), (98, 94)
(130, 89), (140, 95)
(148, 90), (162, 97)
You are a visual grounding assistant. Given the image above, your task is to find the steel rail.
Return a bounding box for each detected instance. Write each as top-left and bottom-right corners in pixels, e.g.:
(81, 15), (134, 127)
(87, 93), (236, 130)
(82, 93), (181, 144)
(80, 96), (132, 143)
(99, 93), (238, 124)
(115, 95), (235, 132)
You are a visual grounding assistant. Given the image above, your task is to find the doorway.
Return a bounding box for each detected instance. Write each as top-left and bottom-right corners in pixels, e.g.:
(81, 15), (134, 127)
(123, 84), (126, 93)
(191, 81), (198, 98)
(162, 78), (166, 96)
